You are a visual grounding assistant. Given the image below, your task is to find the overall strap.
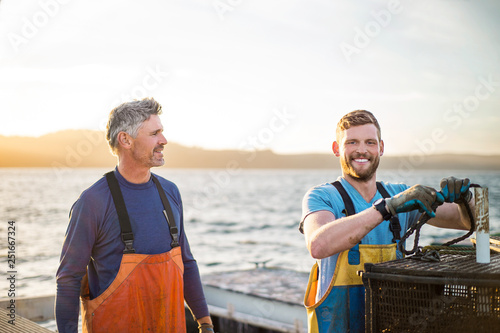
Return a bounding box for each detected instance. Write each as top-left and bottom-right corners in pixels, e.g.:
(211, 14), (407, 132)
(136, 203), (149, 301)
(375, 181), (390, 198)
(376, 182), (401, 243)
(332, 181), (402, 245)
(151, 175), (179, 248)
(105, 172), (135, 254)
(331, 181), (355, 216)
(332, 181), (360, 263)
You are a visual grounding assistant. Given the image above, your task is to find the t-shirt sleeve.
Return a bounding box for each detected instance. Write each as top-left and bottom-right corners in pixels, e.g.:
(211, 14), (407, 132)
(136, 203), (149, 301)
(299, 185), (340, 233)
(302, 186), (332, 219)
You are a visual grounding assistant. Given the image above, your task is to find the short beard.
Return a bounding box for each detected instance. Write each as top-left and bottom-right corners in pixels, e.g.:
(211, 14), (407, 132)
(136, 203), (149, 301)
(340, 154), (380, 182)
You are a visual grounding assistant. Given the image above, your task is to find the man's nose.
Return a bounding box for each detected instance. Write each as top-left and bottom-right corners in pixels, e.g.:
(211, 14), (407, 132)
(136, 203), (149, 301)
(159, 133), (168, 145)
(356, 143), (367, 153)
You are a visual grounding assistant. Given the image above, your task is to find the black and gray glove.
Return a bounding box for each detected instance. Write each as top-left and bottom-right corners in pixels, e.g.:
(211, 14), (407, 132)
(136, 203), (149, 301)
(439, 176), (472, 204)
(385, 185), (439, 217)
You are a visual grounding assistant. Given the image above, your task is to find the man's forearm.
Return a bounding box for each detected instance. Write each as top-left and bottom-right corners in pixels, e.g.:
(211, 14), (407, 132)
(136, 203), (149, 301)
(305, 207), (384, 259)
(431, 199), (473, 230)
(55, 290), (80, 333)
(197, 316), (212, 325)
(457, 196), (474, 229)
(183, 260), (211, 319)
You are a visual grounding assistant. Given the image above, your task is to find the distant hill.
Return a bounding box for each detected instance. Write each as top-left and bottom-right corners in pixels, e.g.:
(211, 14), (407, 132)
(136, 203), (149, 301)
(1, 130), (500, 170)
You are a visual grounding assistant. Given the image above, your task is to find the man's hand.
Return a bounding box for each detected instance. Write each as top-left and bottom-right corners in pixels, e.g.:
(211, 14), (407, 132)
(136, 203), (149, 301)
(440, 176), (471, 203)
(386, 185), (439, 217)
(199, 323), (215, 333)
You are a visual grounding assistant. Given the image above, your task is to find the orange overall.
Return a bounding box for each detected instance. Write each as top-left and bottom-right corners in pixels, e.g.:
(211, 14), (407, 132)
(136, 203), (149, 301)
(80, 172), (186, 333)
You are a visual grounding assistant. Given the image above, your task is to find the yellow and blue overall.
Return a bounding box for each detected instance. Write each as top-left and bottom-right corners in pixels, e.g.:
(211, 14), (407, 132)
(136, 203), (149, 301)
(303, 181), (402, 333)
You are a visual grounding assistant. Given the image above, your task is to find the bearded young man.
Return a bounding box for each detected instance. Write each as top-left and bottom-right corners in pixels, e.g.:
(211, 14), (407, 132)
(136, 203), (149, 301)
(299, 110), (473, 333)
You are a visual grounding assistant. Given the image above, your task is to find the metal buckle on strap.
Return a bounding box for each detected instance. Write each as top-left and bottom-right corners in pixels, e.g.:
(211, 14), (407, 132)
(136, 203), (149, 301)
(389, 216), (401, 243)
(121, 232), (135, 254)
(170, 227), (179, 248)
(163, 210), (179, 248)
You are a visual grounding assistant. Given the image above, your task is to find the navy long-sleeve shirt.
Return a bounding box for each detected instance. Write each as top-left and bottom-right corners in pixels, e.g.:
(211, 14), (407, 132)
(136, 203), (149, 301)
(56, 168), (209, 332)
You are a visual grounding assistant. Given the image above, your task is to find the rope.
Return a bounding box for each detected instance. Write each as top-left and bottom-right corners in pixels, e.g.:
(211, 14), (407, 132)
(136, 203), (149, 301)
(397, 185), (479, 259)
(423, 245), (476, 255)
(442, 196), (476, 247)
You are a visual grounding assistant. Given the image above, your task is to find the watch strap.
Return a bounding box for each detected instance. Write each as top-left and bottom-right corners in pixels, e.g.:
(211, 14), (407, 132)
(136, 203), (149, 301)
(374, 199), (392, 221)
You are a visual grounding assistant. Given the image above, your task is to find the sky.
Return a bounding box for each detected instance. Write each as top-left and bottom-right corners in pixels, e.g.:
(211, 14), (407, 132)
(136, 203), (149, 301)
(1, 0), (499, 156)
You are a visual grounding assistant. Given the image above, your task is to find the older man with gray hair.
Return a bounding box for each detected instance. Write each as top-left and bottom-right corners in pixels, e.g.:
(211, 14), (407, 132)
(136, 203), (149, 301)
(56, 97), (213, 332)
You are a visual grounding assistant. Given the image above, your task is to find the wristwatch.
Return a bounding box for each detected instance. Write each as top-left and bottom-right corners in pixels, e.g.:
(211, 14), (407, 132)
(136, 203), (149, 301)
(373, 198), (392, 221)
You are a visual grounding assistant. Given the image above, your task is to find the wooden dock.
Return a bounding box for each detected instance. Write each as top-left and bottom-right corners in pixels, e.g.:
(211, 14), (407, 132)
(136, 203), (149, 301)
(202, 267), (309, 332)
(0, 307), (53, 333)
(0, 268), (309, 333)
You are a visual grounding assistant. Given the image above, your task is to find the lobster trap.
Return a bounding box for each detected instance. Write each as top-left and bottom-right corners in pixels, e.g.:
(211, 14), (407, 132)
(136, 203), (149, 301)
(361, 253), (500, 333)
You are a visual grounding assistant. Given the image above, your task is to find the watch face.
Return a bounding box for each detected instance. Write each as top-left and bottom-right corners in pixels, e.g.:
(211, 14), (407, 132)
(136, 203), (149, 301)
(373, 198), (391, 220)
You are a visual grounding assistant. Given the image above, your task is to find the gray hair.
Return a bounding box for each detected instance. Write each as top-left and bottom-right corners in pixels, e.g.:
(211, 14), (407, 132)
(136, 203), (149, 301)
(106, 97), (163, 155)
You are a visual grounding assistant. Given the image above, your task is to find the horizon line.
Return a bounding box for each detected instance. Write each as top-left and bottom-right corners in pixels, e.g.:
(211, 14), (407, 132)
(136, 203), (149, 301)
(1, 129), (499, 157)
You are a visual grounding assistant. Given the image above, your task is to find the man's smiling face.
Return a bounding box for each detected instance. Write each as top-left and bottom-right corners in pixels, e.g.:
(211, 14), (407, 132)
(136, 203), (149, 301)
(335, 123), (384, 182)
(130, 114), (168, 169)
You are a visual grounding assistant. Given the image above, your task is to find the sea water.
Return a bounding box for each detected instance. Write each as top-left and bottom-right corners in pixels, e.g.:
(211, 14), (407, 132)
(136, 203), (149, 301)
(0, 167), (499, 300)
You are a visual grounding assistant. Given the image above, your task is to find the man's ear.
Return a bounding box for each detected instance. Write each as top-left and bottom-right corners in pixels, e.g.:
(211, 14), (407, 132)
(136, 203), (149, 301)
(379, 139), (384, 156)
(332, 141), (340, 157)
(117, 132), (132, 150)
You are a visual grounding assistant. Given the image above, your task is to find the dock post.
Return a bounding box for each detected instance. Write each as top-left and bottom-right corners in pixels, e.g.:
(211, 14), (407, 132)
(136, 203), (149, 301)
(474, 187), (490, 264)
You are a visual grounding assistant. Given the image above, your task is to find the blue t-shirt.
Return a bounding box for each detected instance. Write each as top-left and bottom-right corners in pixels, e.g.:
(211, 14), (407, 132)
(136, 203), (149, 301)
(56, 168), (209, 332)
(301, 177), (421, 300)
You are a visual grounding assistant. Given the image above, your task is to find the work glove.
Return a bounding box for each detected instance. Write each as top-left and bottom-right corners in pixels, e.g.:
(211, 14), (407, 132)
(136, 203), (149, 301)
(199, 323), (215, 333)
(385, 185), (439, 218)
(439, 176), (472, 203)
